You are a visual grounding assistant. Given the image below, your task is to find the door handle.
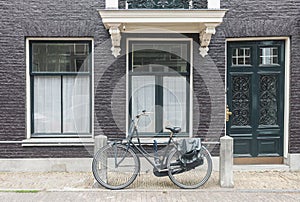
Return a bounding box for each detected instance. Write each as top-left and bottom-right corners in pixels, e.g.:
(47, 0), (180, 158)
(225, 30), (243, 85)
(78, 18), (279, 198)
(226, 105), (232, 122)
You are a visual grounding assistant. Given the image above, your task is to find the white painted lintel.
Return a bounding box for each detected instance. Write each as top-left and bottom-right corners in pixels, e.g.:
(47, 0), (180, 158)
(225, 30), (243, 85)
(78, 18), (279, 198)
(99, 9), (227, 57)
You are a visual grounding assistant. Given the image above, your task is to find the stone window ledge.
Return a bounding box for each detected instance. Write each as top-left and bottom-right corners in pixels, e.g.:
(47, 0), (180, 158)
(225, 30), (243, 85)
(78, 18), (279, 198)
(22, 138), (94, 147)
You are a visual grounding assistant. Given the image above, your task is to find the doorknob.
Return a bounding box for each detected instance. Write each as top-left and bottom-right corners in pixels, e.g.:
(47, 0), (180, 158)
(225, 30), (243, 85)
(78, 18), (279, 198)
(226, 105), (232, 122)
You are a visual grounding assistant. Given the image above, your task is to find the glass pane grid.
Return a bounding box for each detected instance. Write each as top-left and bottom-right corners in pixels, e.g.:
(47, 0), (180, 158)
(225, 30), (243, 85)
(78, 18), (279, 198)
(232, 48), (251, 66)
(260, 47), (279, 65)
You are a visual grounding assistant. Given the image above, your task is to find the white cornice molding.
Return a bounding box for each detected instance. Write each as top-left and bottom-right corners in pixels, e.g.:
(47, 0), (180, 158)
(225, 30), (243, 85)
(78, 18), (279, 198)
(98, 9), (227, 57)
(99, 9), (227, 25)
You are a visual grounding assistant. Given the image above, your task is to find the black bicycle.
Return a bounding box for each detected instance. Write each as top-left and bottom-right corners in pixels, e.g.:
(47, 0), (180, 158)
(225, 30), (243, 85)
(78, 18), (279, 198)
(92, 110), (212, 189)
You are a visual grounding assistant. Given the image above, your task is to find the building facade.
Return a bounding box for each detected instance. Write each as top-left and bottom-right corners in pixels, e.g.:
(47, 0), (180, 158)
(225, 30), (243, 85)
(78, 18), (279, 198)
(0, 0), (299, 170)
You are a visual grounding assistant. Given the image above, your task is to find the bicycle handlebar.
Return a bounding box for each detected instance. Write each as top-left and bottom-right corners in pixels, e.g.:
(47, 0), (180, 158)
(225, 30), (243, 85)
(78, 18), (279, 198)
(134, 110), (177, 141)
(135, 110), (153, 118)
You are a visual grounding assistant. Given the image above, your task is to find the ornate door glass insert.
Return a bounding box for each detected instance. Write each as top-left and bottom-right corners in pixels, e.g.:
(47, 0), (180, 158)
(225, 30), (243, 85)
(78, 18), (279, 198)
(232, 48), (251, 66)
(231, 75), (251, 126)
(259, 74), (278, 125)
(260, 47), (278, 65)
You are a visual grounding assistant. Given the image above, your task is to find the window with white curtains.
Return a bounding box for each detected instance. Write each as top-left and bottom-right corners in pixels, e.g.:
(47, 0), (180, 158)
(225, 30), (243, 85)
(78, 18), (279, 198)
(30, 41), (92, 137)
(129, 40), (191, 136)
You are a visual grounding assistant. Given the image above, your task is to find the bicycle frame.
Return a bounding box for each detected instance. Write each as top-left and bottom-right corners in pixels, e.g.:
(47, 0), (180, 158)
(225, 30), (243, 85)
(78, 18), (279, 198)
(128, 129), (176, 172)
(113, 113), (179, 172)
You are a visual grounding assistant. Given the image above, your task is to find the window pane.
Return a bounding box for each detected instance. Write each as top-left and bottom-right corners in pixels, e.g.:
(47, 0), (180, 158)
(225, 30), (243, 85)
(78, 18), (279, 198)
(34, 76), (61, 133)
(232, 58), (237, 65)
(232, 48), (238, 56)
(232, 48), (251, 66)
(260, 47), (279, 65)
(163, 77), (187, 132)
(245, 48), (250, 56)
(238, 58), (244, 65)
(131, 76), (155, 132)
(63, 76), (90, 133)
(131, 43), (188, 73)
(32, 42), (90, 72)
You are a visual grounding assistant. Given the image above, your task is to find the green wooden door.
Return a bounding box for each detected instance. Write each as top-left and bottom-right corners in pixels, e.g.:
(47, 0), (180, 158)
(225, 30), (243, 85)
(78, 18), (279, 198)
(226, 40), (285, 158)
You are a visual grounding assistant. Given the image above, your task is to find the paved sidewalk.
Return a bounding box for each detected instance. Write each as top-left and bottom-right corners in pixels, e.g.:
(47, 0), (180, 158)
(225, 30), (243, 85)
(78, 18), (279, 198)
(0, 170), (300, 191)
(0, 170), (300, 201)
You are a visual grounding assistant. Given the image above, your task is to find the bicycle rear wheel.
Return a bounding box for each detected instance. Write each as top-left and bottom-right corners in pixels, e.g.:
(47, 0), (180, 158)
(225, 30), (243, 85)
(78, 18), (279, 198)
(92, 143), (140, 190)
(167, 146), (212, 189)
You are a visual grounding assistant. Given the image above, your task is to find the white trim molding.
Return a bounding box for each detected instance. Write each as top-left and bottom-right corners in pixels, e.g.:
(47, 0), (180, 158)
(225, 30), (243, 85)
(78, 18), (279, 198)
(21, 138), (94, 147)
(98, 9), (227, 58)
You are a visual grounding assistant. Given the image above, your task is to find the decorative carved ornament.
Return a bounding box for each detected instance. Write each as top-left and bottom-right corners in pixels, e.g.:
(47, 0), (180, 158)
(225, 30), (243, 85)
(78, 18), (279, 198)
(108, 24), (122, 57)
(199, 26), (216, 57)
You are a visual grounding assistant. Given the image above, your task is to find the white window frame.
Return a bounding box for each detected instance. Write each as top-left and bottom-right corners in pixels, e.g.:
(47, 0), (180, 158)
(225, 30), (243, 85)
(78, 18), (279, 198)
(24, 38), (94, 146)
(126, 38), (194, 141)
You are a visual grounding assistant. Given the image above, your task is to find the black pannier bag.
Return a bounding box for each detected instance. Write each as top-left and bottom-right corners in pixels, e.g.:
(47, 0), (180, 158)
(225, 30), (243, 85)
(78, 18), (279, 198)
(176, 138), (203, 168)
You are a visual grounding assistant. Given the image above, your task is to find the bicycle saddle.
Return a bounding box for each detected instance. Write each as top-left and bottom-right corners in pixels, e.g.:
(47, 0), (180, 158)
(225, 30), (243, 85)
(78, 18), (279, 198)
(165, 126), (181, 133)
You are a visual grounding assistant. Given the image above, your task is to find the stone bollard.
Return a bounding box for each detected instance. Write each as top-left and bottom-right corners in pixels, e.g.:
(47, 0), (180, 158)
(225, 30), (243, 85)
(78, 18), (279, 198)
(219, 136), (234, 188)
(93, 135), (107, 188)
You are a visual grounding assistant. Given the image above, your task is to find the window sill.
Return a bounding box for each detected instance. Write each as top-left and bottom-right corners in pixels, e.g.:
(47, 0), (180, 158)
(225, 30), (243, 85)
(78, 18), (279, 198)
(22, 138), (94, 147)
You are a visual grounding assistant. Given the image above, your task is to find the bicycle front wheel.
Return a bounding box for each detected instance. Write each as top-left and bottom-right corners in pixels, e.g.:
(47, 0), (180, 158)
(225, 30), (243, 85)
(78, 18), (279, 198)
(92, 143), (140, 190)
(167, 146), (212, 189)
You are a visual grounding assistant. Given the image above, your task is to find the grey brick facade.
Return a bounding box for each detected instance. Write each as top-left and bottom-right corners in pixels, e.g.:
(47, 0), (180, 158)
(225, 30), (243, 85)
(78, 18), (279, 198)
(0, 0), (299, 158)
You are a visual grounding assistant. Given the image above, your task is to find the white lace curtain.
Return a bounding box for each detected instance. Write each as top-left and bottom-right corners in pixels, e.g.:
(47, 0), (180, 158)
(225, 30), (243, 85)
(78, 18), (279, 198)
(34, 76), (90, 134)
(131, 76), (187, 133)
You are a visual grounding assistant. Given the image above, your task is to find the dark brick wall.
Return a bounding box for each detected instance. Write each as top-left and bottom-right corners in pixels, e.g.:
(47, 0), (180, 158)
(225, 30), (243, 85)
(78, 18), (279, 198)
(0, 0), (299, 158)
(0, 0), (109, 158)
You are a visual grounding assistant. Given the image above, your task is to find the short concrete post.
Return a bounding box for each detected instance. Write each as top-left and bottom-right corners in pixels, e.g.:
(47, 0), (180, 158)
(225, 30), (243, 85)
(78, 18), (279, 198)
(94, 135), (107, 155)
(219, 136), (234, 188)
(93, 135), (107, 188)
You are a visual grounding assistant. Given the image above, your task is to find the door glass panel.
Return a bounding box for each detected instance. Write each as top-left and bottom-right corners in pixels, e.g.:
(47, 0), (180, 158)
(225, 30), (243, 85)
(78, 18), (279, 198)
(232, 48), (251, 66)
(259, 74), (278, 125)
(231, 75), (251, 126)
(131, 76), (155, 132)
(260, 47), (278, 65)
(163, 77), (187, 132)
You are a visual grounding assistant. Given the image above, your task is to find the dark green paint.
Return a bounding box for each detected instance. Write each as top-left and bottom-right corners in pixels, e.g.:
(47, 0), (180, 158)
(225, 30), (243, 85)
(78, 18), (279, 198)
(226, 40), (285, 157)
